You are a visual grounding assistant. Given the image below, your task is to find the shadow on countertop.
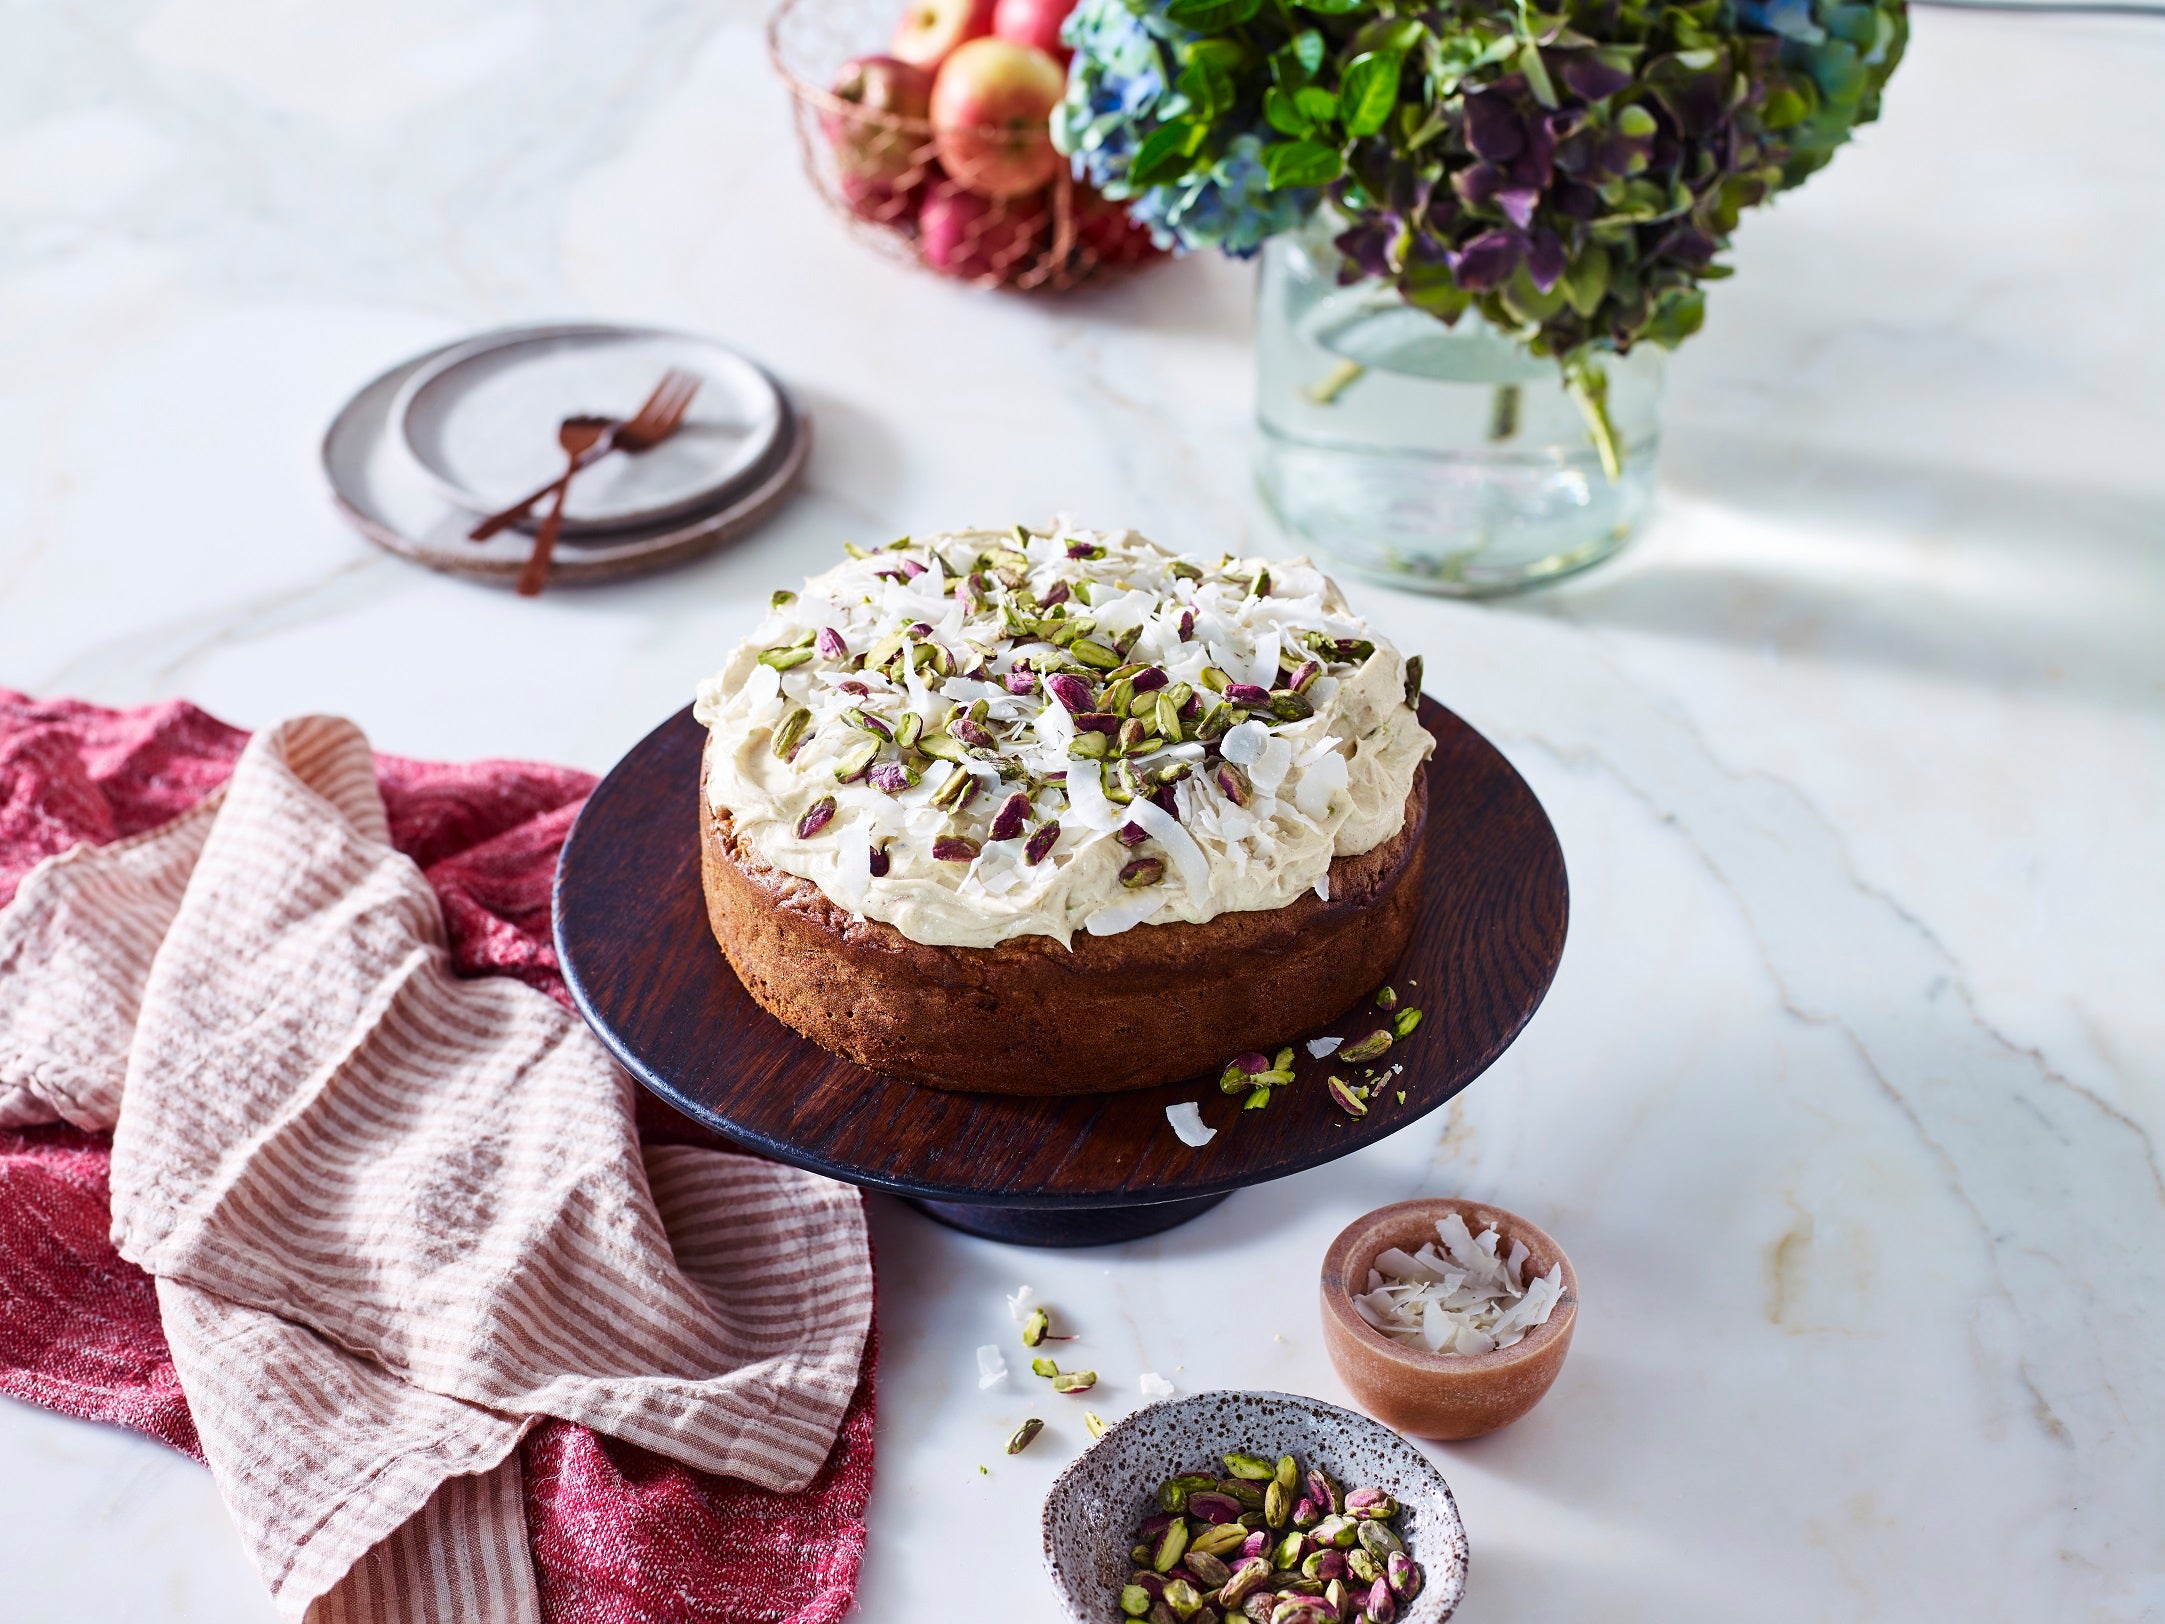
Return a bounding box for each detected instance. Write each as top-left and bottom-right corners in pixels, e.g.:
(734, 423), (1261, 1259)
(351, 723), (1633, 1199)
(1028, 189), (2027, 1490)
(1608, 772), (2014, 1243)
(1489, 429), (2165, 712)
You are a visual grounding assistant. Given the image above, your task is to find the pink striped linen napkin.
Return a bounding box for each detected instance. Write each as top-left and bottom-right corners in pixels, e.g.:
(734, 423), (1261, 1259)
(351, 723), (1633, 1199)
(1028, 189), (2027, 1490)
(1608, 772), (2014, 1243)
(0, 714), (873, 1621)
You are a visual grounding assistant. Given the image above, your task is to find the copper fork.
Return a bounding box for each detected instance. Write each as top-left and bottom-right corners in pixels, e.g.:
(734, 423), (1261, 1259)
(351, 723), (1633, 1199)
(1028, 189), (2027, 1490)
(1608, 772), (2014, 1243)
(468, 368), (703, 544)
(517, 415), (613, 597)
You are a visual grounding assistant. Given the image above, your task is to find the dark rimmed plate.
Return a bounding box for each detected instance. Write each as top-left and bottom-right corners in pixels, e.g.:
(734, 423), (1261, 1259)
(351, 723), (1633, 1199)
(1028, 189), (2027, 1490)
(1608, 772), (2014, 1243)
(553, 698), (1566, 1246)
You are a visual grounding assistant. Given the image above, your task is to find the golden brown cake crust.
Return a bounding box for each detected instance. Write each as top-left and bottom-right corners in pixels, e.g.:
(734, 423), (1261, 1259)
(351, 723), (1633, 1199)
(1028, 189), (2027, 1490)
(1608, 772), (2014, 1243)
(698, 765), (1428, 1095)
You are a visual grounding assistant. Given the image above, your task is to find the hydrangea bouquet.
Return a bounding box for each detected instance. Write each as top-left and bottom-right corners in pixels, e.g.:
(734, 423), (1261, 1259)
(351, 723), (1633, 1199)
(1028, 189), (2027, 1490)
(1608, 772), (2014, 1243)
(1054, 0), (1906, 473)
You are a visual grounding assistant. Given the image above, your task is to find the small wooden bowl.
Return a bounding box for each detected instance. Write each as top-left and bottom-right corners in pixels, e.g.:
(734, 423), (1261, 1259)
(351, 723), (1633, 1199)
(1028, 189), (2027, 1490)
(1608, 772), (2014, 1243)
(1320, 1197), (1578, 1441)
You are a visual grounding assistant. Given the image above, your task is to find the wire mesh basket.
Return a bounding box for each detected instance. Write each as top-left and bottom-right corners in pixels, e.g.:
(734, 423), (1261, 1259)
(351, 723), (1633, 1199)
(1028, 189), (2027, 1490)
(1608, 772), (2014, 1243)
(768, 0), (1163, 292)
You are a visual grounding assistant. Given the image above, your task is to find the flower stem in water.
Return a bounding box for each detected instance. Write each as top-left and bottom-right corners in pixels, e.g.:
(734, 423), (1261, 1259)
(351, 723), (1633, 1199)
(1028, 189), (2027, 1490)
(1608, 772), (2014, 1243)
(1563, 360), (1622, 484)
(1486, 383), (1522, 443)
(1304, 360), (1366, 406)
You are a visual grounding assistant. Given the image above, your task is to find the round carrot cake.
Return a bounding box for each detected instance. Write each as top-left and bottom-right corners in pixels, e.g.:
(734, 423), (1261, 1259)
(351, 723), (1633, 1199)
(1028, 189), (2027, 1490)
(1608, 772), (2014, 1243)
(693, 525), (1435, 1094)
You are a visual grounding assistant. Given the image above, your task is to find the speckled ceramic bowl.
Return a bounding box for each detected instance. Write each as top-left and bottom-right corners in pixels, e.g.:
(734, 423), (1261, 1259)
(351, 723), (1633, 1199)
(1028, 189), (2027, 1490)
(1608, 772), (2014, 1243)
(1320, 1197), (1578, 1441)
(1042, 1389), (1468, 1622)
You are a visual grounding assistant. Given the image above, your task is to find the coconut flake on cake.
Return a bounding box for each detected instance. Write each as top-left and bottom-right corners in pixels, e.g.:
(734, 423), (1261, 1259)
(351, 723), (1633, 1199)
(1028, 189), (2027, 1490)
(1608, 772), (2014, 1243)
(695, 525), (1432, 948)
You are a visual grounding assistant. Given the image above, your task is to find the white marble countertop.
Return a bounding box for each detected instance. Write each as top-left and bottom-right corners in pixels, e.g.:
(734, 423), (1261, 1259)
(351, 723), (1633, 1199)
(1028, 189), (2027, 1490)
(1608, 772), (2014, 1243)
(3, 3), (2161, 1618)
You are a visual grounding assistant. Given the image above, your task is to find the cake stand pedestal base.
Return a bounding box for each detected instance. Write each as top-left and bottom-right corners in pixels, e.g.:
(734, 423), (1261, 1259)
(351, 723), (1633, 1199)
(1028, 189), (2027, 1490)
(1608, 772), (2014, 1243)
(905, 1193), (1230, 1248)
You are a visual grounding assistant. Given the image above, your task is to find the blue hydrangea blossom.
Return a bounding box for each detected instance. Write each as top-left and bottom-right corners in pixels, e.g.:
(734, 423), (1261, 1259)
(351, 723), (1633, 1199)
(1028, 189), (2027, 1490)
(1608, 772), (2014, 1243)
(1054, 0), (1315, 258)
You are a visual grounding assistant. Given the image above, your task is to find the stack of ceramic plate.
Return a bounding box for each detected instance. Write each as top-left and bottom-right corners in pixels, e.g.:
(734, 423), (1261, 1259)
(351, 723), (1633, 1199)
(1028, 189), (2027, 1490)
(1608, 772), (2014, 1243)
(323, 323), (808, 588)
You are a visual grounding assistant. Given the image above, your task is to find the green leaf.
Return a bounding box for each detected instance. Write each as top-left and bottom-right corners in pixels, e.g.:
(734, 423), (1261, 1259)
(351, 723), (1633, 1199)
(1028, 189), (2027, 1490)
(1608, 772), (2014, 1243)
(1518, 40), (1559, 108)
(1295, 0), (1365, 14)
(1642, 287), (1707, 347)
(1403, 104), (1450, 151)
(1401, 257), (1470, 320)
(1292, 28), (1325, 75)
(1165, 0), (1259, 28)
(1263, 86), (1312, 137)
(1499, 265), (1568, 325)
(1293, 85), (1338, 123)
(1176, 55), (1234, 120)
(1761, 84), (1809, 129)
(1128, 120), (1207, 189)
(1560, 244), (1609, 317)
(1349, 18), (1424, 57)
(1262, 139), (1344, 190)
(1338, 52), (1401, 137)
(1187, 37), (1248, 73)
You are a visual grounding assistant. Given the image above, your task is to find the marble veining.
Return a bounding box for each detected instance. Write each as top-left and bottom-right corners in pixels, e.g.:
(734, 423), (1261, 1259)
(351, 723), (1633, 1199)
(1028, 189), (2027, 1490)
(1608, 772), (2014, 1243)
(1, 1), (2160, 1619)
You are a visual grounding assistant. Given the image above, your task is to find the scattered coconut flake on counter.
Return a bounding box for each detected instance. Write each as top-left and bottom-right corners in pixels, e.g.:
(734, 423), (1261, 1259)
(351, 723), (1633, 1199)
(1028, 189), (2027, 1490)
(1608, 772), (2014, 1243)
(1138, 1372), (1176, 1400)
(1353, 1211), (1564, 1356)
(1006, 1285), (1036, 1322)
(976, 1345), (1009, 1388)
(1166, 1102), (1216, 1147)
(1307, 1035), (1344, 1058)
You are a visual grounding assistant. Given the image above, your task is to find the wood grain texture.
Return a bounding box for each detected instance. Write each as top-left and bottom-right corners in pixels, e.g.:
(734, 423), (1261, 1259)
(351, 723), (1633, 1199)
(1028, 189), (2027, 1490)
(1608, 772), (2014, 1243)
(554, 698), (1567, 1222)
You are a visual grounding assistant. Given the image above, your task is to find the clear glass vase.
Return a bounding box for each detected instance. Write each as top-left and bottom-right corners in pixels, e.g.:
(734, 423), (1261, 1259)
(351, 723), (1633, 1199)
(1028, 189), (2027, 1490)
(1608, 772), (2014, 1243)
(1256, 216), (1664, 596)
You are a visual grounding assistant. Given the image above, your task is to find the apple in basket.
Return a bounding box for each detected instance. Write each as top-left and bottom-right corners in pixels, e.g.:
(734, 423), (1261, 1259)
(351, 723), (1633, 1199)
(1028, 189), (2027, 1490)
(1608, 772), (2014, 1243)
(919, 182), (1045, 280)
(890, 0), (993, 68)
(991, 0), (1079, 61)
(838, 168), (925, 228)
(823, 55), (934, 193)
(929, 38), (1064, 200)
(1072, 183), (1161, 267)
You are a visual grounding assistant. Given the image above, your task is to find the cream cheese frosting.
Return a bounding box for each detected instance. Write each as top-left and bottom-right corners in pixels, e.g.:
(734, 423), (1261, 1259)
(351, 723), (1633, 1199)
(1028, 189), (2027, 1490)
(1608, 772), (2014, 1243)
(694, 525), (1433, 949)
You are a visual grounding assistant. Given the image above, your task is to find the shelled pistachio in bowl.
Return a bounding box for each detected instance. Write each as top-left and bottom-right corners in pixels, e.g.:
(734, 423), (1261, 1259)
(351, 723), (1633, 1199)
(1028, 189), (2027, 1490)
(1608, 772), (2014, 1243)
(1042, 1392), (1466, 1624)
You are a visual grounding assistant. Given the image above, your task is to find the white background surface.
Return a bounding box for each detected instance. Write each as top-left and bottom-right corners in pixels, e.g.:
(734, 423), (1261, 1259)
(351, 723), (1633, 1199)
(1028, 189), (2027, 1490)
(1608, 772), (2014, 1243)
(3, 3), (2162, 1619)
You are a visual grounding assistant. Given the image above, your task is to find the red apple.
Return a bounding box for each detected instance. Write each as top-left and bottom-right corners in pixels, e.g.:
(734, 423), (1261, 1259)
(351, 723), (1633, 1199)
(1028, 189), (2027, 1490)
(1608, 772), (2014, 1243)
(839, 169), (924, 229)
(919, 183), (1045, 281)
(929, 38), (1065, 201)
(890, 0), (994, 68)
(993, 0), (1078, 62)
(822, 56), (935, 190)
(1072, 184), (1162, 267)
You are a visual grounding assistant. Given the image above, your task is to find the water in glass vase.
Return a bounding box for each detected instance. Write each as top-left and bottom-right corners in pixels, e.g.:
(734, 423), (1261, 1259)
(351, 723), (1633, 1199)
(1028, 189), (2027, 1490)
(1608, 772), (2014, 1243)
(1256, 228), (1664, 596)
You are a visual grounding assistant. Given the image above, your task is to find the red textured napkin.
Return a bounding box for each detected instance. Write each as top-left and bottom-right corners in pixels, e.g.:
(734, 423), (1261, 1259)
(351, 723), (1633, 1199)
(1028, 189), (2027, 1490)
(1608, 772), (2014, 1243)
(0, 691), (876, 1623)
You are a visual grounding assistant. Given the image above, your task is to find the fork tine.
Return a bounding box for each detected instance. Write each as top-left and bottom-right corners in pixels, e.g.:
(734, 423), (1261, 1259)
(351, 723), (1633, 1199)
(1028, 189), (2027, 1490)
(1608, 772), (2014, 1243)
(658, 368), (700, 416)
(623, 369), (688, 435)
(630, 375), (670, 412)
(617, 367), (701, 446)
(652, 377), (700, 434)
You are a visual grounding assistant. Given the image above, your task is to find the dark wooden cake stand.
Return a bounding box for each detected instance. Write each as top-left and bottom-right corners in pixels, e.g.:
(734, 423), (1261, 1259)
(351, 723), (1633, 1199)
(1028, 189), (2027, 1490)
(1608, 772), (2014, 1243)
(554, 699), (1567, 1247)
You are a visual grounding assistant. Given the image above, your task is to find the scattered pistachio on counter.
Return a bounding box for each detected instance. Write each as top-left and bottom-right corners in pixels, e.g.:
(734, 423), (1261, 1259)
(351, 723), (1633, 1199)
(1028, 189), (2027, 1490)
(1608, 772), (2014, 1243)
(1007, 1418), (1043, 1455)
(1032, 1356), (1059, 1378)
(1052, 1370), (1098, 1394)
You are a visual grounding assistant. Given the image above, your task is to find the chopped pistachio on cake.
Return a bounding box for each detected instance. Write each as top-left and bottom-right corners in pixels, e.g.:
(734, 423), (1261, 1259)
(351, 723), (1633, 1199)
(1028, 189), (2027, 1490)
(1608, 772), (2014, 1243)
(693, 525), (1432, 949)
